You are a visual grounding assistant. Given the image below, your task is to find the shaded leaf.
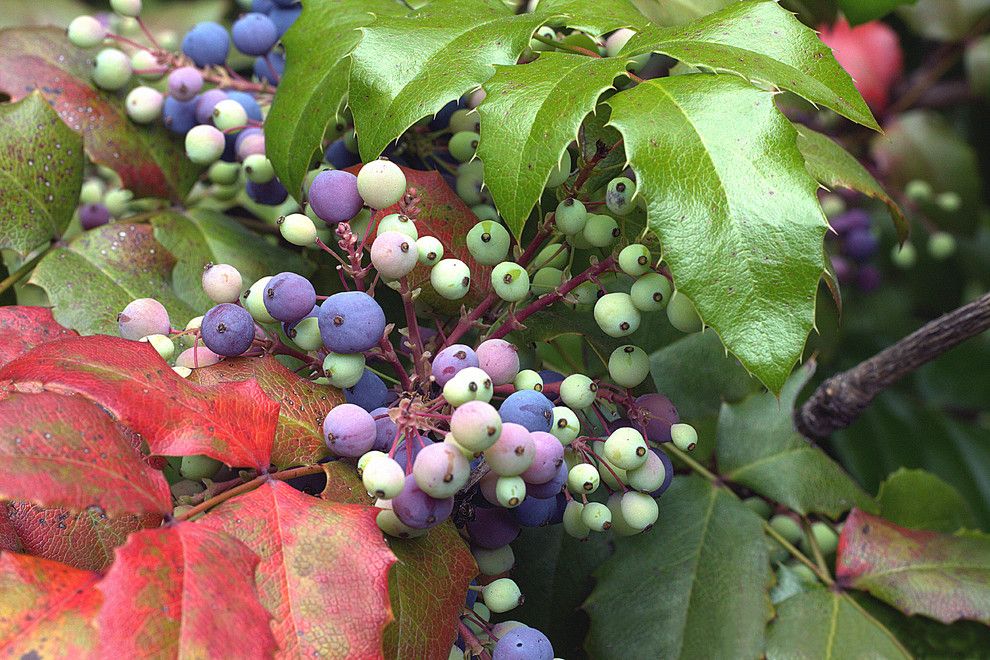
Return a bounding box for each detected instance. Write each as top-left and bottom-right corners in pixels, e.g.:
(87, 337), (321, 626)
(534, 0), (648, 35)
(796, 124), (908, 242)
(585, 476), (771, 658)
(151, 209), (314, 312)
(97, 523), (276, 657)
(897, 0), (989, 41)
(878, 468), (976, 533)
(266, 0), (407, 198)
(0, 306), (77, 370)
(0, 92), (83, 255)
(607, 74), (828, 392)
(621, 1), (878, 130)
(767, 587), (911, 659)
(29, 222), (197, 336)
(350, 0), (547, 160)
(198, 481), (395, 658)
(838, 0), (918, 24)
(478, 53), (629, 239)
(1, 501), (161, 573)
(0, 391), (171, 516)
(837, 509), (990, 624)
(0, 335), (279, 470)
(189, 356), (341, 469)
(0, 552), (102, 658)
(716, 362), (876, 518)
(0, 27), (199, 201)
(627, 0), (735, 26)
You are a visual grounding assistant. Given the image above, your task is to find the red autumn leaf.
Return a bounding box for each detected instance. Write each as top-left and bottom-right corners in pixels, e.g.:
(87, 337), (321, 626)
(0, 306), (77, 370)
(0, 391), (171, 516)
(319, 462), (477, 659)
(1, 501), (161, 573)
(0, 335), (279, 470)
(348, 166), (492, 312)
(0, 27), (199, 201)
(97, 522), (276, 658)
(0, 552), (102, 658)
(189, 356), (343, 469)
(836, 509), (990, 624)
(198, 480), (396, 658)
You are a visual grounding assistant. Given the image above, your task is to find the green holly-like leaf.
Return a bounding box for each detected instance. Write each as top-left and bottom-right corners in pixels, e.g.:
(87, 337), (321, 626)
(621, 1), (879, 131)
(350, 0), (548, 161)
(478, 53), (629, 240)
(0, 93), (83, 256)
(266, 0), (406, 199)
(29, 223), (196, 335)
(150, 208), (313, 312)
(877, 468), (977, 533)
(534, 0), (648, 35)
(585, 476), (771, 658)
(628, 0), (735, 26)
(766, 587), (912, 659)
(796, 125), (908, 242)
(716, 361), (876, 518)
(837, 0), (916, 25)
(607, 74), (828, 393)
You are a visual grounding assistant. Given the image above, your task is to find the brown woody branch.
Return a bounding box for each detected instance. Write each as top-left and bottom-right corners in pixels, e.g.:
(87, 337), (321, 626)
(796, 292), (990, 441)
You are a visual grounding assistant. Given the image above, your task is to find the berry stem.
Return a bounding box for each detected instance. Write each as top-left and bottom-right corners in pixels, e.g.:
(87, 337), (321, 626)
(375, 336), (414, 392)
(801, 517), (833, 581)
(172, 464), (325, 522)
(0, 242), (57, 297)
(569, 138), (623, 196)
(529, 33), (602, 59)
(398, 277), (430, 387)
(443, 291), (497, 347)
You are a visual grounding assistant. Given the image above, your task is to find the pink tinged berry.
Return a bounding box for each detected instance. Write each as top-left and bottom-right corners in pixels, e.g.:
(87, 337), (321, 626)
(449, 401), (502, 453)
(118, 298), (170, 340)
(475, 338), (520, 386)
(167, 66), (203, 102)
(174, 344), (223, 368)
(184, 124), (226, 165)
(483, 422), (536, 477)
(521, 431), (565, 485)
(201, 263), (243, 303)
(412, 442), (470, 499)
(322, 403), (377, 457)
(371, 231), (419, 280)
(431, 344), (479, 386)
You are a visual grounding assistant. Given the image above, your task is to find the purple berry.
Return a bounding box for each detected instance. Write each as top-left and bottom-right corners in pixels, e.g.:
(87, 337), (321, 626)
(344, 369), (389, 411)
(322, 403), (376, 457)
(318, 291), (386, 353)
(856, 264), (882, 292)
(370, 407), (398, 453)
(830, 209), (870, 234)
(476, 338), (520, 386)
(201, 303), (255, 356)
(392, 474), (453, 529)
(842, 228), (879, 262)
(466, 506), (520, 549)
(79, 203), (110, 230)
(245, 178), (288, 205)
(393, 435), (433, 471)
(231, 13), (278, 56)
(513, 493), (566, 528)
(431, 344), (479, 386)
(493, 626), (554, 660)
(831, 255), (854, 283)
(633, 393), (679, 443)
(521, 431), (564, 485)
(162, 96), (198, 134)
(499, 390), (554, 433)
(308, 170), (363, 224)
(235, 127), (266, 160)
(526, 462), (567, 499)
(182, 22), (230, 67)
(263, 272), (316, 323)
(167, 66), (203, 102)
(195, 89), (228, 124)
(650, 447), (674, 497)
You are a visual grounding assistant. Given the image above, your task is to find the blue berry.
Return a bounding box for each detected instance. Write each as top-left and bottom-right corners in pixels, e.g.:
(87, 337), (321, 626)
(344, 369), (389, 411)
(392, 474), (453, 529)
(318, 291), (386, 353)
(162, 96), (198, 134)
(370, 407), (398, 452)
(308, 170), (364, 224)
(492, 626), (554, 660)
(431, 344), (479, 386)
(499, 390), (554, 433)
(245, 178), (288, 205)
(201, 303), (255, 356)
(843, 228), (878, 262)
(513, 493), (565, 527)
(232, 13), (278, 56)
(254, 52), (285, 83)
(194, 89), (227, 124)
(268, 3), (301, 37)
(325, 139), (361, 169)
(182, 22), (230, 67)
(263, 272), (316, 323)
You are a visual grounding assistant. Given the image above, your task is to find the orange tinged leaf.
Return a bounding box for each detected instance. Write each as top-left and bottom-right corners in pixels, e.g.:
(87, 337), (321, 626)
(0, 306), (77, 370)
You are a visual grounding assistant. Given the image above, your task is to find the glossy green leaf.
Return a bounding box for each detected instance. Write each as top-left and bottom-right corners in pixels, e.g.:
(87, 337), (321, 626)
(837, 509), (990, 624)
(838, 0), (917, 24)
(877, 468), (976, 533)
(621, 1), (879, 130)
(266, 0), (405, 198)
(534, 0), (648, 35)
(29, 223), (196, 335)
(607, 74), (828, 393)
(0, 93), (83, 256)
(717, 362), (876, 518)
(627, 0), (735, 26)
(150, 208), (313, 312)
(585, 476), (771, 658)
(478, 53), (628, 239)
(767, 587), (911, 659)
(796, 125), (908, 242)
(350, 0), (547, 161)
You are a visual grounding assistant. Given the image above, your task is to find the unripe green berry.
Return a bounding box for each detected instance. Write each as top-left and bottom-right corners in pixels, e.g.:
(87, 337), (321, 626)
(492, 261), (531, 302)
(180, 454), (222, 480)
(80, 179), (105, 205)
(551, 406), (580, 445)
(111, 0), (142, 18)
(472, 545), (514, 576)
(356, 159), (407, 209)
(530, 267), (564, 296)
(376, 506), (426, 539)
(513, 369), (544, 392)
(185, 125), (226, 165)
(594, 292), (641, 338)
(362, 456), (405, 499)
(243, 154), (275, 184)
(125, 86), (163, 124)
(583, 214), (620, 248)
(604, 427), (648, 470)
(290, 317), (322, 351)
(928, 231), (956, 260)
(68, 15), (107, 48)
(495, 475), (527, 508)
(140, 333), (174, 360)
(626, 449), (666, 492)
(667, 290), (703, 333)
(555, 197), (587, 235)
(322, 352), (366, 388)
(769, 514), (803, 544)
(357, 451), (388, 477)
(560, 373), (596, 409)
(805, 521), (839, 555)
(820, 193), (846, 218)
(620, 491), (658, 530)
(742, 496), (772, 519)
(131, 49), (162, 80)
(546, 150), (572, 188)
(608, 344), (650, 388)
(606, 176), (637, 216)
(670, 422), (698, 452)
(467, 220), (510, 266)
(278, 213), (318, 246)
(212, 99), (248, 132)
(904, 179), (933, 203)
(563, 499), (590, 539)
(936, 191), (962, 213)
(471, 204), (500, 222)
(104, 189), (133, 217)
(431, 259), (471, 300)
(209, 161), (241, 186)
(581, 501), (612, 532)
(567, 462), (600, 495)
(449, 131), (480, 162)
(242, 276), (276, 323)
(534, 243), (568, 270)
(630, 272), (671, 312)
(890, 241), (917, 269)
(450, 109), (480, 133)
(416, 235), (444, 266)
(377, 213), (418, 240)
(93, 48), (132, 90)
(483, 578), (523, 613)
(607, 492), (642, 536)
(618, 243), (652, 277)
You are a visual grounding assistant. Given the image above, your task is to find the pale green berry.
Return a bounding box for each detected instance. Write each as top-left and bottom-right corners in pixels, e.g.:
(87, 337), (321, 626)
(581, 501), (612, 532)
(555, 197), (587, 235)
(413, 443), (470, 498)
(431, 259), (471, 300)
(546, 150), (572, 188)
(104, 189), (133, 217)
(583, 214), (620, 248)
(450, 109), (480, 133)
(566, 227), (593, 250)
(607, 492), (641, 536)
(769, 514), (803, 544)
(363, 456), (405, 499)
(562, 500), (590, 539)
(608, 344), (650, 388)
(618, 243), (652, 277)
(495, 476), (527, 508)
(444, 433), (476, 459)
(667, 290), (703, 333)
(185, 125), (225, 165)
(928, 231), (956, 260)
(473, 545), (515, 576)
(891, 241), (917, 269)
(551, 406), (580, 445)
(357, 450), (387, 476)
(377, 213), (418, 239)
(560, 374), (596, 409)
(376, 507), (427, 539)
(180, 454), (222, 480)
(443, 367), (494, 406)
(323, 353), (366, 388)
(482, 578), (523, 613)
(904, 179), (932, 203)
(449, 131), (480, 162)
(131, 49), (162, 80)
(630, 272), (672, 311)
(534, 243), (568, 269)
(93, 48), (132, 90)
(670, 422), (698, 452)
(212, 99), (248, 132)
(416, 235), (444, 266)
(455, 160), (486, 206)
(173, 365), (192, 378)
(513, 369), (544, 392)
(464, 602), (491, 635)
(603, 427), (648, 470)
(185, 316), (204, 331)
(68, 16), (106, 48)
(530, 267), (564, 296)
(742, 496), (772, 519)
(606, 177), (636, 216)
(471, 204), (499, 222)
(209, 161), (241, 186)
(620, 491), (658, 530)
(936, 191), (962, 212)
(243, 154), (275, 184)
(567, 462), (600, 495)
(604, 28), (636, 57)
(804, 521), (839, 555)
(491, 261), (530, 303)
(356, 159), (407, 209)
(595, 444), (626, 491)
(530, 25), (557, 51)
(125, 86), (163, 124)
(467, 221), (510, 266)
(278, 213), (318, 246)
(243, 276), (276, 323)
(594, 292), (641, 338)
(79, 179), (105, 204)
(570, 280), (598, 306)
(626, 449), (666, 492)
(111, 0), (142, 18)
(140, 333), (174, 360)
